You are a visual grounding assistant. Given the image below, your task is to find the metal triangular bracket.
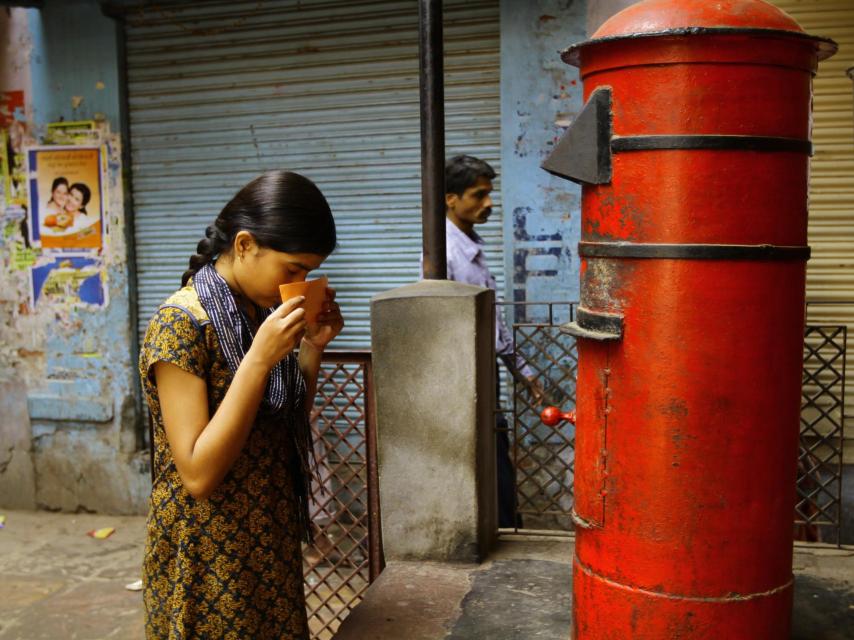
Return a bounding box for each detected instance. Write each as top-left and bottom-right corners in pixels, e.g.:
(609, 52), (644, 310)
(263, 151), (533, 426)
(541, 87), (612, 185)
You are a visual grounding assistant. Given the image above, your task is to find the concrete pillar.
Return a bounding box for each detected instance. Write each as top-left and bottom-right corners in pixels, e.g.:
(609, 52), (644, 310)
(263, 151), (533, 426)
(587, 0), (641, 35)
(371, 280), (497, 562)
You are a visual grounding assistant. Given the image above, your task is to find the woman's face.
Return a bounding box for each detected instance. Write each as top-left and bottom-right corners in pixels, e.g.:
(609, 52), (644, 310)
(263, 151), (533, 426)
(65, 188), (85, 214)
(235, 246), (326, 309)
(52, 183), (69, 206)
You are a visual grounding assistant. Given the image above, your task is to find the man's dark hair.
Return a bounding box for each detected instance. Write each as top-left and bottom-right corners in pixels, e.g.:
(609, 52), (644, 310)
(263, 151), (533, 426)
(445, 154), (496, 196)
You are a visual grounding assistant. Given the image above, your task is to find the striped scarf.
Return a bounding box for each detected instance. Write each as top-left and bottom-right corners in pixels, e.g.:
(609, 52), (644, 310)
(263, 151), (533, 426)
(194, 262), (316, 542)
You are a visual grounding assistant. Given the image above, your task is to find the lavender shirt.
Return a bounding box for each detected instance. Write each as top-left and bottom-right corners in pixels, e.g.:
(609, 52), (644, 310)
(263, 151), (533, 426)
(422, 218), (533, 377)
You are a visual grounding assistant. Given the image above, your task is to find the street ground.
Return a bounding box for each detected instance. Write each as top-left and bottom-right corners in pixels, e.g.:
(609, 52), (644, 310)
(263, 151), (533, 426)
(0, 510), (145, 639)
(0, 510), (852, 639)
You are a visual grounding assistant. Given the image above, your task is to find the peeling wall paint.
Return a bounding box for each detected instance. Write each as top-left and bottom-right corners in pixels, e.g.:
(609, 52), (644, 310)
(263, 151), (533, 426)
(0, 3), (148, 514)
(0, 8), (33, 99)
(27, 0), (123, 132)
(500, 0), (586, 324)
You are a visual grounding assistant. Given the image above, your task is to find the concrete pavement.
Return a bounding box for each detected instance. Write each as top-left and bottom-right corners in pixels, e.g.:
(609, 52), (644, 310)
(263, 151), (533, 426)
(1, 510), (853, 639)
(0, 510), (145, 640)
(335, 535), (854, 640)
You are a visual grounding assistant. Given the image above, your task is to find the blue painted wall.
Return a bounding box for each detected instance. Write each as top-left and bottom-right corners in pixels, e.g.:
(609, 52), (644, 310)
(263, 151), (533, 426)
(28, 0), (123, 132)
(500, 0), (586, 323)
(0, 1), (146, 513)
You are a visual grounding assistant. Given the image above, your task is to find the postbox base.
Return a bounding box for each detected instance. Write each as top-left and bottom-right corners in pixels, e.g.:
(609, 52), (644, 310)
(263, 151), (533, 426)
(572, 556), (793, 639)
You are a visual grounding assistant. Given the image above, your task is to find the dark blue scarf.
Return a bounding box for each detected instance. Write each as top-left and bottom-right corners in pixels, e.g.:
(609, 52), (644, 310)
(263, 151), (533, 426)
(193, 262), (315, 542)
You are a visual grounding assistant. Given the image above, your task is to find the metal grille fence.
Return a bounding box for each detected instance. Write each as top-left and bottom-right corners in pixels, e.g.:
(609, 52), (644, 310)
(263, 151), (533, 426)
(304, 351), (383, 639)
(497, 303), (578, 532)
(796, 325), (847, 545)
(498, 303), (847, 544)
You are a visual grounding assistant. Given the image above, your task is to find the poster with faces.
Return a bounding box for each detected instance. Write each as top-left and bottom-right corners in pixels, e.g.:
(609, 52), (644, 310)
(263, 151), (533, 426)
(26, 146), (105, 251)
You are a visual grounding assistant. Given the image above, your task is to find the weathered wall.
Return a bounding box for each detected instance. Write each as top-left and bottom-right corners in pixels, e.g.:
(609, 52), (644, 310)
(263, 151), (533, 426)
(0, 2), (148, 514)
(500, 0), (586, 321)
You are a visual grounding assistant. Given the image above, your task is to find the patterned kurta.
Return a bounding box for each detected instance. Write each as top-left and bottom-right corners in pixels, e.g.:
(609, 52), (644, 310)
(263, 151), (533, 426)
(139, 284), (309, 639)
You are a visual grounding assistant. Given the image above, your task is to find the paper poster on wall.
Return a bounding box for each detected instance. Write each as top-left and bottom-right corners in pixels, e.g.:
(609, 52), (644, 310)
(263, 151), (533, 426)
(45, 120), (100, 146)
(30, 254), (107, 307)
(0, 91), (24, 128)
(1, 90), (30, 208)
(27, 146), (104, 250)
(2, 130), (28, 208)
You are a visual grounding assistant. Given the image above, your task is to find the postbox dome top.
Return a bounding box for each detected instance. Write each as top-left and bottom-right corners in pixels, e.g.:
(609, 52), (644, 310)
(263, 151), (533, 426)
(594, 0), (804, 38)
(563, 0), (836, 66)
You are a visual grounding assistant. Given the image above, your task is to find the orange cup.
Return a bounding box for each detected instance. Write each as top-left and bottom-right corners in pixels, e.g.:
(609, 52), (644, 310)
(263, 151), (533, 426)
(278, 276), (328, 325)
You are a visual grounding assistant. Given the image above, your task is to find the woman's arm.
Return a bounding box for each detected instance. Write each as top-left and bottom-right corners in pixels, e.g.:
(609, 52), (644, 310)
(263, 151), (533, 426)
(299, 287), (344, 413)
(156, 297), (307, 500)
(298, 339), (324, 411)
(299, 287), (345, 411)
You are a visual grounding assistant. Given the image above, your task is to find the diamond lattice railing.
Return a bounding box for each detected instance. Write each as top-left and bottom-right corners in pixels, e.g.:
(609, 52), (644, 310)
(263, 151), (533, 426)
(796, 326), (846, 544)
(500, 303), (578, 532)
(497, 305), (847, 545)
(303, 352), (382, 639)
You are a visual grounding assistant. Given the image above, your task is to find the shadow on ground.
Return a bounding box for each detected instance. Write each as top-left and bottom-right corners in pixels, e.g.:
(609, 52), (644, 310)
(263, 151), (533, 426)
(792, 574), (854, 640)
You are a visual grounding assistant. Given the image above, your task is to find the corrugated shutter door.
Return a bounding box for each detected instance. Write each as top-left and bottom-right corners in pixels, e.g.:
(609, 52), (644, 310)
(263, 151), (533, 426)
(770, 0), (854, 459)
(125, 0), (501, 349)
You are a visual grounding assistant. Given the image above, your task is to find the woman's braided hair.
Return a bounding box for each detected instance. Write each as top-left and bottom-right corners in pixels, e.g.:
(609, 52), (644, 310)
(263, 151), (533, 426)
(183, 223), (229, 286)
(182, 171), (336, 286)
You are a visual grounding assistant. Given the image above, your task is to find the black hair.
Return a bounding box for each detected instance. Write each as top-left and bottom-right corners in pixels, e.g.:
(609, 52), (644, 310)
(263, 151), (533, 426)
(51, 177), (69, 193)
(182, 171), (337, 286)
(445, 154), (496, 196)
(68, 182), (91, 214)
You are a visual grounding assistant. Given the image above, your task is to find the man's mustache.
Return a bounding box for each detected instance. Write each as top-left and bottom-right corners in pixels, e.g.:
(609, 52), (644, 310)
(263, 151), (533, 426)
(481, 207), (492, 217)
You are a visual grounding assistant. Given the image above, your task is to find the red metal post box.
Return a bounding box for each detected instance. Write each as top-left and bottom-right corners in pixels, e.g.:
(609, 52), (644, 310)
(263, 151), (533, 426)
(542, 1), (836, 637)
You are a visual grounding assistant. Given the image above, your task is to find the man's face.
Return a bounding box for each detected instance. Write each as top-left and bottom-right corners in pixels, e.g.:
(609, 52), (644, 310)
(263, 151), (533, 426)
(447, 177), (493, 226)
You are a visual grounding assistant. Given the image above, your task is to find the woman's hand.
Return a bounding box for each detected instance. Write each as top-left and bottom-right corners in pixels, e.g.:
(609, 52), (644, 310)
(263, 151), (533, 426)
(246, 295), (307, 370)
(303, 287), (344, 351)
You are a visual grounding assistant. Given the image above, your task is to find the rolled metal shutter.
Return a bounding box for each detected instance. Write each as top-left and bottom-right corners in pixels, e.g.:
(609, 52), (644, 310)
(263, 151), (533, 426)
(125, 0), (501, 349)
(771, 0), (854, 460)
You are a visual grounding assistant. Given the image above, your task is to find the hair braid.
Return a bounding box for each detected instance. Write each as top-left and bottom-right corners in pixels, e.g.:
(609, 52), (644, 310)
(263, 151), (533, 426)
(180, 170), (336, 287)
(181, 222), (229, 286)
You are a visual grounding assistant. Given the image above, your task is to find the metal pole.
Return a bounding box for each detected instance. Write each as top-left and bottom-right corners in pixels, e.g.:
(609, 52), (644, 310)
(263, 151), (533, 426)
(848, 66), (854, 141)
(419, 0), (447, 279)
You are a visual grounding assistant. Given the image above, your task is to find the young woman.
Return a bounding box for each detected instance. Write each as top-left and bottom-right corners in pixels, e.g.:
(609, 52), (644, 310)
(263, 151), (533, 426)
(65, 182), (91, 217)
(45, 177), (69, 216)
(43, 177), (70, 229)
(139, 171), (342, 639)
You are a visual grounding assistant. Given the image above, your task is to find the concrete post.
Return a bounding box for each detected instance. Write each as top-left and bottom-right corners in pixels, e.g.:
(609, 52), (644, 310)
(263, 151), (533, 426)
(371, 280), (497, 562)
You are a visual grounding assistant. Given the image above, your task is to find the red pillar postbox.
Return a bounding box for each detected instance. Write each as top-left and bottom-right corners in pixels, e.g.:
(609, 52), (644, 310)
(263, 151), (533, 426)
(542, 1), (836, 637)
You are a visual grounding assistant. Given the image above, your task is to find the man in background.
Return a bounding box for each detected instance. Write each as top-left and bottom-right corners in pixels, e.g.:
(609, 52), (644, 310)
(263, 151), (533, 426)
(436, 154), (544, 528)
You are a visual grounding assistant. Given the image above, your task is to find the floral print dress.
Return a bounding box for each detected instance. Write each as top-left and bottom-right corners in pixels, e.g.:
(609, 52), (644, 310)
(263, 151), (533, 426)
(139, 284), (309, 639)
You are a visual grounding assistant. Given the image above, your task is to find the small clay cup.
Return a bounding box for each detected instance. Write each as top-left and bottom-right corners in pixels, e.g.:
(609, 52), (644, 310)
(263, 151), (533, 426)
(278, 276), (328, 325)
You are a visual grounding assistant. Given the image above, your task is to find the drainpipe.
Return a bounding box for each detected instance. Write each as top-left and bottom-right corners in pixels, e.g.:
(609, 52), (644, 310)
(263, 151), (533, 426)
(419, 0), (447, 280)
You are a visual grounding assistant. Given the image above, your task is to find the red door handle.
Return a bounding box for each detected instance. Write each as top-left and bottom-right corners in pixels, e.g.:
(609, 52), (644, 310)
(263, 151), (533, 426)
(540, 406), (576, 426)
